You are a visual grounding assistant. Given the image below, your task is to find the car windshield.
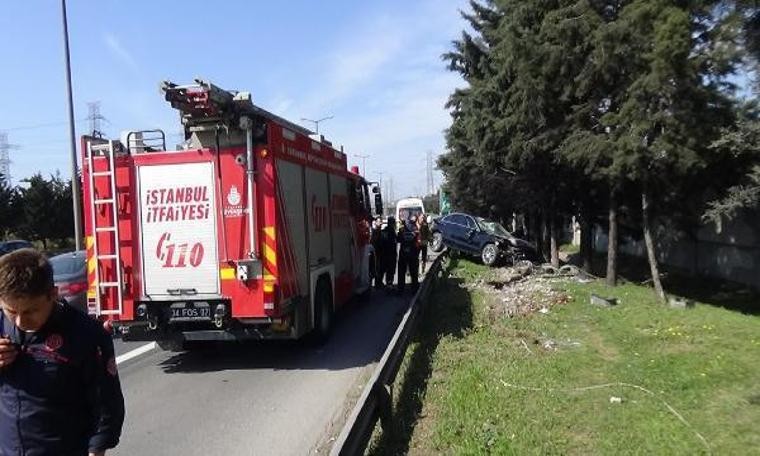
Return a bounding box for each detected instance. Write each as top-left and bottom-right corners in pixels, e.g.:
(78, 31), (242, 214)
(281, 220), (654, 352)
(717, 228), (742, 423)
(50, 254), (85, 276)
(476, 218), (512, 237)
(399, 207), (424, 220)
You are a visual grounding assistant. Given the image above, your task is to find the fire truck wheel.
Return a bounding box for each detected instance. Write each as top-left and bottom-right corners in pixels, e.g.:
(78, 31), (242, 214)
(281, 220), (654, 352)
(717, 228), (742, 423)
(313, 279), (334, 344)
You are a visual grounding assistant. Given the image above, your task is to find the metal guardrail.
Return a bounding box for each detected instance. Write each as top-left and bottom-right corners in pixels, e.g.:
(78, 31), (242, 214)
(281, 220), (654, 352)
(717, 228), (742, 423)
(330, 253), (448, 456)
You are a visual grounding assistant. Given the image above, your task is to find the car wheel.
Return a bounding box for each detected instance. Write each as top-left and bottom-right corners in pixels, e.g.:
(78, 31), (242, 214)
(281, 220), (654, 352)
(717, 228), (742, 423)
(431, 231), (444, 252)
(481, 243), (498, 267)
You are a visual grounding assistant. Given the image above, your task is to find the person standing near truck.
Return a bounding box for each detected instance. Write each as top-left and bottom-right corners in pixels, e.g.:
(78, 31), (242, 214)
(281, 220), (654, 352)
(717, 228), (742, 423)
(417, 216), (431, 274)
(377, 216), (398, 288)
(370, 217), (383, 288)
(396, 216), (421, 294)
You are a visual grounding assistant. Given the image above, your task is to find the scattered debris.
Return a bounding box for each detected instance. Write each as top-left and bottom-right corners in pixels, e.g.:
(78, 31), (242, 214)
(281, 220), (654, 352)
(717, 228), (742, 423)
(609, 396), (623, 404)
(558, 264), (580, 276)
(520, 339), (533, 354)
(539, 264), (559, 276)
(458, 262), (587, 319)
(668, 297), (695, 309)
(541, 339), (558, 351)
(590, 294), (618, 307)
(498, 380), (711, 452)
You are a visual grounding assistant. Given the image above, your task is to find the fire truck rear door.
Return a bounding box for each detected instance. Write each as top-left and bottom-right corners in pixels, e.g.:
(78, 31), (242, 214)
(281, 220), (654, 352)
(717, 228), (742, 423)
(137, 161), (221, 298)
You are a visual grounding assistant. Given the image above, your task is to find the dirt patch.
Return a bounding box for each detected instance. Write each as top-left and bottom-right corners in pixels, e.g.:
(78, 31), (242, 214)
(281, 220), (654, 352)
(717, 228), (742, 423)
(460, 264), (577, 320)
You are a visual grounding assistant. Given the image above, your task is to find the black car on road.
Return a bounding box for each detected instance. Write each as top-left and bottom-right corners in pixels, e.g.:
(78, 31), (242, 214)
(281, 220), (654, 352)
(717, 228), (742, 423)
(431, 213), (540, 266)
(0, 240), (33, 257)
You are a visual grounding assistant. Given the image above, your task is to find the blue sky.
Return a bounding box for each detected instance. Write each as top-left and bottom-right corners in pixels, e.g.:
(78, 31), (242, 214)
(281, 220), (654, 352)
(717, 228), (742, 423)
(0, 0), (468, 198)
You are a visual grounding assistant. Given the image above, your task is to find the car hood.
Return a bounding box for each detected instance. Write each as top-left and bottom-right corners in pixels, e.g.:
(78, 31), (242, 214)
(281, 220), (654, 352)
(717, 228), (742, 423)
(494, 235), (535, 251)
(54, 271), (86, 284)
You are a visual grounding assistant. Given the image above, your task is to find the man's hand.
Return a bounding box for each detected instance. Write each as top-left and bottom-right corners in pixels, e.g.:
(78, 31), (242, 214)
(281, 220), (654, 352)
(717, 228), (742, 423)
(0, 337), (18, 368)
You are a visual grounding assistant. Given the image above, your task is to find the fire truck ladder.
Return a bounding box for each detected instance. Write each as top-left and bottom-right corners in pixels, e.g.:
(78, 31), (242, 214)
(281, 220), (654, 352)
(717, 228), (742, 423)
(86, 140), (124, 317)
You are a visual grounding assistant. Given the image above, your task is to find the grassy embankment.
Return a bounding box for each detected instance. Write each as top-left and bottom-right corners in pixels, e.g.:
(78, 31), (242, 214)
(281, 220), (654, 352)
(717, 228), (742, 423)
(369, 258), (760, 455)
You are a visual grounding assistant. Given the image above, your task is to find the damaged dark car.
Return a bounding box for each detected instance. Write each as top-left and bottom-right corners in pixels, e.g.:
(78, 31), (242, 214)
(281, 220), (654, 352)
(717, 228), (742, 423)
(430, 213), (540, 266)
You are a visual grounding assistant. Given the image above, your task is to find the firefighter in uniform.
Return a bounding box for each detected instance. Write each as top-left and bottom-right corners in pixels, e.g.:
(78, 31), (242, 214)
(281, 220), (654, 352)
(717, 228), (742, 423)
(396, 216), (421, 294)
(0, 249), (125, 456)
(370, 217), (383, 288)
(377, 216), (398, 287)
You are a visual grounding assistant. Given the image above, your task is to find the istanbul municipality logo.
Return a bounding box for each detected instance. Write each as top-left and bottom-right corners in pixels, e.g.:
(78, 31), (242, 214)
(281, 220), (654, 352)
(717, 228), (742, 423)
(227, 185), (241, 205)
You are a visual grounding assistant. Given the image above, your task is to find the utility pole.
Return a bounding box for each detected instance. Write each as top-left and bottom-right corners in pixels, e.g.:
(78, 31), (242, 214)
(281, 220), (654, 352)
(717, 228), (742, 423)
(0, 132), (20, 185)
(354, 153), (369, 176)
(300, 115), (334, 135)
(86, 101), (106, 137)
(426, 150), (434, 195)
(62, 0), (83, 250)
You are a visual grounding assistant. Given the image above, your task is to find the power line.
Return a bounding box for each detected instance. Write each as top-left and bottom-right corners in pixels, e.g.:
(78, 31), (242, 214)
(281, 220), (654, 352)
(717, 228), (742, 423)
(3, 117), (89, 132)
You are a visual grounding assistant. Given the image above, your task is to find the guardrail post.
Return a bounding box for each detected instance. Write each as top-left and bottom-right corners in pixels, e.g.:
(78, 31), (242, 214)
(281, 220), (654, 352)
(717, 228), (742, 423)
(375, 383), (393, 430)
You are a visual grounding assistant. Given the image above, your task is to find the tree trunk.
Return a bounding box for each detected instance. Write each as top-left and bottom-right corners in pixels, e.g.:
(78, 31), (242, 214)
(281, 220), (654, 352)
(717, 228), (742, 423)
(606, 190), (618, 287)
(580, 216), (593, 273)
(542, 216), (551, 262)
(533, 212), (544, 259)
(550, 217), (559, 268)
(642, 189), (667, 303)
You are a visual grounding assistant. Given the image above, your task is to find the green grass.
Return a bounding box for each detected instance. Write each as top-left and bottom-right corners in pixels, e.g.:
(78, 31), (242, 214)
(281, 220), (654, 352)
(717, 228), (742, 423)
(559, 243), (581, 254)
(370, 258), (760, 455)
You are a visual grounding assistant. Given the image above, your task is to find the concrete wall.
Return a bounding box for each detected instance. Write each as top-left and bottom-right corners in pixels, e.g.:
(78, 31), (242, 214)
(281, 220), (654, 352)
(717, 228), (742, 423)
(593, 212), (760, 289)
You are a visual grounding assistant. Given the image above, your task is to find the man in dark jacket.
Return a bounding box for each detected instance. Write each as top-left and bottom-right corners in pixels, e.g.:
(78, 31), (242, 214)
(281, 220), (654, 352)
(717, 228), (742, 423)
(377, 216), (398, 288)
(370, 217), (383, 288)
(396, 217), (421, 294)
(0, 249), (125, 456)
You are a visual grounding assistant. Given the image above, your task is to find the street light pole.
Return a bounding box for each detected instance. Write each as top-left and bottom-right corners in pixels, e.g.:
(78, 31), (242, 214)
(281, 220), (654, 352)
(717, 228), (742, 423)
(354, 153), (369, 176)
(61, 0), (83, 250)
(300, 115), (334, 135)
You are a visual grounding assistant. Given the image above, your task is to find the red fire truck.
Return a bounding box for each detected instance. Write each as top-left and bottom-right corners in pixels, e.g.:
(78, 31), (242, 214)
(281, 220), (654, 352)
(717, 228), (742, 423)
(82, 79), (382, 349)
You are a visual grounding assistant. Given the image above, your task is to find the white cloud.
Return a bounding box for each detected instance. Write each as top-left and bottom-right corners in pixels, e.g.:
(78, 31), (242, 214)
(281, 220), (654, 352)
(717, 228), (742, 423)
(295, 14), (407, 118)
(303, 0), (468, 197)
(103, 32), (140, 75)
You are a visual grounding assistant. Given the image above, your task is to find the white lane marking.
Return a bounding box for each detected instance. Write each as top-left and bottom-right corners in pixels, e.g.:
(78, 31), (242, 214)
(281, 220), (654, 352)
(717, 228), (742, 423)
(115, 342), (157, 365)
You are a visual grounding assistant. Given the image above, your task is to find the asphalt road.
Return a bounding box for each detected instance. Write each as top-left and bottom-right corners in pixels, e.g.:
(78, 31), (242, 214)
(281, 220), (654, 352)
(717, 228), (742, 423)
(114, 339), (149, 357)
(111, 289), (411, 456)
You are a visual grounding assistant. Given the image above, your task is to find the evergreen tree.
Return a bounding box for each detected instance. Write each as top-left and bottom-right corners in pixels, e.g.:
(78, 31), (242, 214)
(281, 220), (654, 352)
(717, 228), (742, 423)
(17, 174), (61, 250)
(441, 0), (752, 303)
(0, 176), (19, 239)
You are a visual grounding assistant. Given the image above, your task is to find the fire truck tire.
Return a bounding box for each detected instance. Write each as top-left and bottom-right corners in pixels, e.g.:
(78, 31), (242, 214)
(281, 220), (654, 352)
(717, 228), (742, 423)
(313, 278), (334, 344)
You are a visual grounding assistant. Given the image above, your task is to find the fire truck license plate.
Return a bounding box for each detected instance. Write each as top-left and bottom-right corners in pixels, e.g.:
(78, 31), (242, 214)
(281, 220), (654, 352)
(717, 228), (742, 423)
(171, 306), (210, 319)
